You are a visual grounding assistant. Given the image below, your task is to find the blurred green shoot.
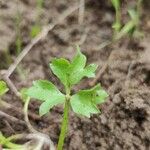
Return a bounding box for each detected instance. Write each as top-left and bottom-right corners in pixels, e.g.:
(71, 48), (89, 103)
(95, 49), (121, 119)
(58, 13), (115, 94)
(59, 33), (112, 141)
(0, 132), (24, 150)
(0, 50), (12, 69)
(30, 25), (41, 38)
(0, 81), (9, 97)
(111, 0), (121, 37)
(30, 0), (43, 38)
(37, 0), (44, 10)
(15, 5), (22, 55)
(114, 0), (143, 40)
(15, 4), (27, 80)
(137, 0), (143, 16)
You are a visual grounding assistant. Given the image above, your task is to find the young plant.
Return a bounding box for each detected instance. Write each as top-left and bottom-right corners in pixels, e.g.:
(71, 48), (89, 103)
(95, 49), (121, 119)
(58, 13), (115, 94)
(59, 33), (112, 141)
(30, 0), (43, 38)
(36, 0), (44, 20)
(15, 4), (22, 55)
(0, 81), (24, 149)
(0, 49), (12, 70)
(0, 132), (24, 150)
(26, 46), (108, 150)
(0, 81), (53, 150)
(0, 81), (9, 97)
(115, 7), (143, 40)
(111, 0), (121, 38)
(15, 4), (27, 80)
(112, 0), (143, 40)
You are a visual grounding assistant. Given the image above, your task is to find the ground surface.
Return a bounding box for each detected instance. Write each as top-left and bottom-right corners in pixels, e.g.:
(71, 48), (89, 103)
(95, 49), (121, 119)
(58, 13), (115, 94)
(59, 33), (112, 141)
(0, 0), (150, 150)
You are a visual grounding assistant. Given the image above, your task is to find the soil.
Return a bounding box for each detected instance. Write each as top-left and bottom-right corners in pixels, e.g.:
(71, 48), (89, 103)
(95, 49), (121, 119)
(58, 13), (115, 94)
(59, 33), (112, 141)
(0, 0), (150, 150)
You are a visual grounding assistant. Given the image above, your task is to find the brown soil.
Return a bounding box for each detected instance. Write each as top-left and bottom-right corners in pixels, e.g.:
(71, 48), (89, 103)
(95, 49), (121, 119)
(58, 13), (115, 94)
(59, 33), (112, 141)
(0, 0), (150, 150)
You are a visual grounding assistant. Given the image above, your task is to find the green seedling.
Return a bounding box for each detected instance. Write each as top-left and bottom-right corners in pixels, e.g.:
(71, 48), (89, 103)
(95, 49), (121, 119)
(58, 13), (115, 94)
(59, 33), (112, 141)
(30, 0), (43, 38)
(26, 46), (108, 150)
(20, 88), (36, 133)
(15, 4), (27, 80)
(0, 81), (53, 150)
(0, 49), (12, 69)
(0, 132), (23, 150)
(0, 81), (13, 110)
(111, 0), (121, 37)
(137, 0), (143, 15)
(0, 82), (48, 150)
(0, 82), (24, 150)
(115, 7), (143, 40)
(30, 25), (41, 38)
(15, 4), (22, 55)
(111, 0), (143, 41)
(0, 81), (9, 96)
(4, 50), (12, 66)
(37, 0), (44, 12)
(0, 132), (46, 150)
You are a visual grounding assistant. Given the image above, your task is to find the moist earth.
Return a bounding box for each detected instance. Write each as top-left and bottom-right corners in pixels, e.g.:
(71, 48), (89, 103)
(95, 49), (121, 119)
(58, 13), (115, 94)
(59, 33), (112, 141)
(0, 0), (150, 150)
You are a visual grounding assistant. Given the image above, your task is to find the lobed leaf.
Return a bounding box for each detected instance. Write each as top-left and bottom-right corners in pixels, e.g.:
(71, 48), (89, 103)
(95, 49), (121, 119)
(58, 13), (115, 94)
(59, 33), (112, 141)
(84, 64), (98, 78)
(50, 58), (70, 88)
(70, 46), (86, 72)
(50, 46), (98, 87)
(26, 80), (65, 116)
(70, 84), (108, 118)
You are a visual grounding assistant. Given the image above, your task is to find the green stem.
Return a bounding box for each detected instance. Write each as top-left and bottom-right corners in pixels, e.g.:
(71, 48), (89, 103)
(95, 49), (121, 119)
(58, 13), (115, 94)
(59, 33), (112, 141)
(2, 142), (23, 149)
(24, 98), (37, 133)
(0, 134), (23, 149)
(114, 7), (121, 33)
(57, 95), (70, 150)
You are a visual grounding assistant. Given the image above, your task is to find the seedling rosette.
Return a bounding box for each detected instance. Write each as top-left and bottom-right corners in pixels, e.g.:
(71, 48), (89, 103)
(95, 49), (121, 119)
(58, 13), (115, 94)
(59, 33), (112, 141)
(26, 46), (108, 150)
